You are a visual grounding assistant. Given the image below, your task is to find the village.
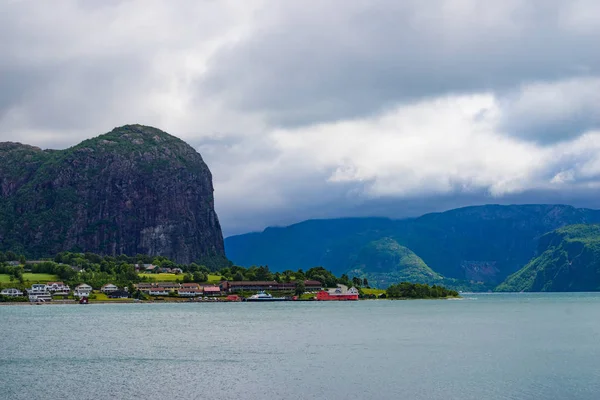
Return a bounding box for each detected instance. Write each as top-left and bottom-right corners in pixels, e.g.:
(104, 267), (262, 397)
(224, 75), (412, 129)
(0, 279), (362, 303)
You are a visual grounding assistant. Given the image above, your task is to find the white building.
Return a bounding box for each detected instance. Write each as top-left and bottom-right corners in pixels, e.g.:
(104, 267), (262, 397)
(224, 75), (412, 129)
(148, 289), (169, 296)
(178, 288), (203, 297)
(46, 282), (70, 295)
(1, 288), (23, 297)
(28, 284), (51, 302)
(74, 283), (93, 298)
(101, 283), (118, 293)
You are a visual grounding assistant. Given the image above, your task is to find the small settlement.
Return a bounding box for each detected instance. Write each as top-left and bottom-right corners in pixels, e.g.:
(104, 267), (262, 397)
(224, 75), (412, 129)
(2, 279), (360, 303)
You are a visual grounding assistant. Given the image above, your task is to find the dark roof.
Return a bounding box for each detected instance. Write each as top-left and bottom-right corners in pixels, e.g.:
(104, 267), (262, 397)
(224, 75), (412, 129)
(304, 280), (322, 286)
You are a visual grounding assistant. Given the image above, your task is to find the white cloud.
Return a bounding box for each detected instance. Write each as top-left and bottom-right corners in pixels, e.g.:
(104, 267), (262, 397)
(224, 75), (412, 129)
(2, 1), (600, 235)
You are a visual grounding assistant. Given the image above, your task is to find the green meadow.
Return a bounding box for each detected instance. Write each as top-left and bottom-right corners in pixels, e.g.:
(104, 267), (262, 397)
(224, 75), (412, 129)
(0, 273), (59, 283)
(138, 273), (223, 284)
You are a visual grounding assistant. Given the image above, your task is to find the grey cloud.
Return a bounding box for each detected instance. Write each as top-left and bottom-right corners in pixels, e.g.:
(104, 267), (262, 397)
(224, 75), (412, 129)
(3, 0), (600, 236)
(200, 1), (600, 129)
(497, 78), (600, 144)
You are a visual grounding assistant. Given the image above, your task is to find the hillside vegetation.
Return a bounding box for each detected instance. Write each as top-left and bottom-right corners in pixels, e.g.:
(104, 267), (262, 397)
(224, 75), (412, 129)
(496, 224), (600, 292)
(348, 237), (443, 287)
(226, 204), (600, 284)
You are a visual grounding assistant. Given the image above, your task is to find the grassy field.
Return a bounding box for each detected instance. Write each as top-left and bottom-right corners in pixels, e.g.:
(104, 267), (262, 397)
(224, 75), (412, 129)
(91, 292), (132, 302)
(138, 273), (223, 284)
(361, 288), (386, 296)
(0, 273), (60, 283)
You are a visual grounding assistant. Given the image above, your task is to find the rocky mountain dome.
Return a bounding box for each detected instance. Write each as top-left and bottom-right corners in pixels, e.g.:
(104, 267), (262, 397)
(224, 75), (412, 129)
(0, 124), (224, 264)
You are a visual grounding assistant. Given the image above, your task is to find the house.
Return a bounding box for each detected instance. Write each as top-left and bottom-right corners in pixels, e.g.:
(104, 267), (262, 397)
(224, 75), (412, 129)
(134, 283), (155, 293)
(46, 282), (70, 295)
(29, 284), (48, 295)
(144, 264), (157, 272)
(172, 268), (183, 274)
(108, 290), (129, 299)
(6, 261), (20, 266)
(1, 288), (23, 297)
(101, 283), (119, 293)
(178, 288), (203, 297)
(316, 284), (359, 301)
(74, 283), (93, 298)
(28, 284), (51, 302)
(179, 283), (201, 290)
(202, 286), (221, 296)
(156, 283), (180, 292)
(148, 288), (169, 296)
(304, 280), (323, 291)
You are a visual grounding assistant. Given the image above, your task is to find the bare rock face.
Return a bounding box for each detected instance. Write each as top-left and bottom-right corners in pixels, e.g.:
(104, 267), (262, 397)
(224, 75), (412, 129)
(0, 124), (225, 264)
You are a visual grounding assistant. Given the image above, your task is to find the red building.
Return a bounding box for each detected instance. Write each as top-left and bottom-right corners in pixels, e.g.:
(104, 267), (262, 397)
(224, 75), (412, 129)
(316, 285), (359, 301)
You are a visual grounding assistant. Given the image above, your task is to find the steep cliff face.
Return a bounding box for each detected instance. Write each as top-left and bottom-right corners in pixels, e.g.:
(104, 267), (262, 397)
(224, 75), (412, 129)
(0, 125), (225, 264)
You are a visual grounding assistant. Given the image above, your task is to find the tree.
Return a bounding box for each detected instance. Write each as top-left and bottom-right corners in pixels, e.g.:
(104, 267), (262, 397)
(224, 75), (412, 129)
(11, 267), (24, 284)
(233, 271), (244, 281)
(193, 272), (207, 283)
(183, 273), (193, 283)
(363, 277), (369, 288)
(294, 280), (306, 297)
(255, 265), (273, 281)
(352, 276), (362, 287)
(5, 251), (17, 261)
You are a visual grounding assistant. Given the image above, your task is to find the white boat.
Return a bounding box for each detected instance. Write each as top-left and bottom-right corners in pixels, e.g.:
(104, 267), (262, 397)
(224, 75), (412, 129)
(245, 291), (288, 302)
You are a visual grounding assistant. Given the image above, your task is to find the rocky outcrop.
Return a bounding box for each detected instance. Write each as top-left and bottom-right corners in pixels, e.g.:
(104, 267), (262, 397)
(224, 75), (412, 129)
(0, 124), (225, 264)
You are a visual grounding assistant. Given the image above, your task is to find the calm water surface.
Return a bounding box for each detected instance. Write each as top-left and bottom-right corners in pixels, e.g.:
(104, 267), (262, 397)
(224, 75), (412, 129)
(1, 293), (600, 400)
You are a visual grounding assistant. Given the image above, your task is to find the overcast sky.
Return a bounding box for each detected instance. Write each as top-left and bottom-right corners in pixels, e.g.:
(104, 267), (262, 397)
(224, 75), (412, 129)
(2, 0), (600, 236)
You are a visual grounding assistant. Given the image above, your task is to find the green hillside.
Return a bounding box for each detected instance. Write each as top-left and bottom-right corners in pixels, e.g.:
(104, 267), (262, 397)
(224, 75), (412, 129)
(348, 238), (442, 287)
(496, 224), (600, 292)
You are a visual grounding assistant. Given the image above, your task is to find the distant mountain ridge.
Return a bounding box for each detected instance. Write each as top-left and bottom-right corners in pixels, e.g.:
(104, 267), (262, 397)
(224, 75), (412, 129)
(0, 124), (225, 264)
(225, 204), (600, 287)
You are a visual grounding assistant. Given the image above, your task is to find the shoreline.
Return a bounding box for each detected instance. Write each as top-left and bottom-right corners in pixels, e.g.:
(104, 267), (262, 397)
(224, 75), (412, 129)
(0, 296), (462, 306)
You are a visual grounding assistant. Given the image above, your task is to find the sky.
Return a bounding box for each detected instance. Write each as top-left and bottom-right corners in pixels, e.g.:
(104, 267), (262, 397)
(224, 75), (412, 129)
(1, 0), (600, 236)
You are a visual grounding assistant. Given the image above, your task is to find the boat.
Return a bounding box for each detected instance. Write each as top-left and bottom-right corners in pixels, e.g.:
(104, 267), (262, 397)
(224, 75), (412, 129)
(245, 291), (289, 302)
(316, 285), (359, 301)
(79, 296), (89, 304)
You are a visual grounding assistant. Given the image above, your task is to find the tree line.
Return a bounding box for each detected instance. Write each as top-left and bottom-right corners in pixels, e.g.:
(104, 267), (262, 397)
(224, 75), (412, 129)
(386, 282), (459, 299)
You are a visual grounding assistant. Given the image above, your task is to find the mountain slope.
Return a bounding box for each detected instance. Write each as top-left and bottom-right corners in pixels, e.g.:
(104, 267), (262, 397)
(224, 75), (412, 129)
(347, 237), (442, 287)
(0, 124), (224, 264)
(496, 224), (600, 292)
(225, 204), (600, 283)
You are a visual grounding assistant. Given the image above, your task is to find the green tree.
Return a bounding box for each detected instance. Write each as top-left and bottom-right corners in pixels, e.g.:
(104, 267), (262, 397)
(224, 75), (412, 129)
(193, 271), (207, 283)
(183, 273), (193, 283)
(294, 280), (306, 296)
(233, 271), (245, 281)
(363, 277), (369, 288)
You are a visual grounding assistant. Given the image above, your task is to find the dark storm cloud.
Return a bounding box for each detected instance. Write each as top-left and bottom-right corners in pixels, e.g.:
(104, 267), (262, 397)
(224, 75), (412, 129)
(200, 0), (600, 136)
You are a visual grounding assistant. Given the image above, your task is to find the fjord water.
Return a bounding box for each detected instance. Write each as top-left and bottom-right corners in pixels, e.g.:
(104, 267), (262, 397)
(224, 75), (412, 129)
(2, 294), (600, 400)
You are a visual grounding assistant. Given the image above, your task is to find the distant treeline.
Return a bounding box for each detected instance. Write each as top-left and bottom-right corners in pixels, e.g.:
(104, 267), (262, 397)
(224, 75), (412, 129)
(386, 282), (459, 299)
